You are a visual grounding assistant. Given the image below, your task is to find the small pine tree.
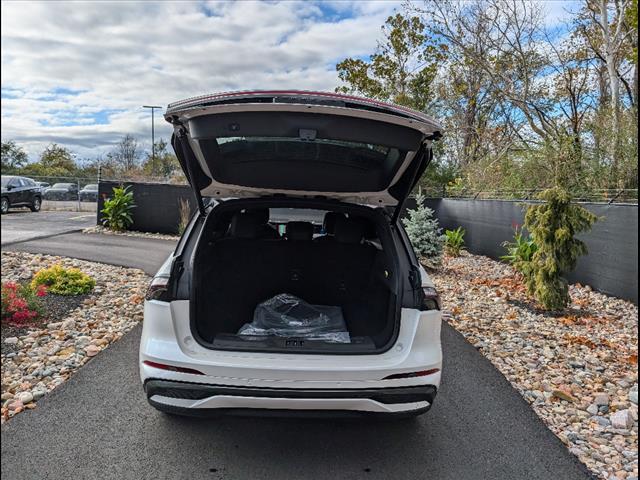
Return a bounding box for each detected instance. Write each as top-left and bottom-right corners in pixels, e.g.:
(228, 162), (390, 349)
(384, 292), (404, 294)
(402, 190), (445, 269)
(524, 187), (598, 310)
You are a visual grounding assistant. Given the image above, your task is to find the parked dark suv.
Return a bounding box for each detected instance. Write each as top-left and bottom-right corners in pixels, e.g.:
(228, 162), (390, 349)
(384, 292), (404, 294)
(1, 175), (42, 213)
(43, 182), (79, 201)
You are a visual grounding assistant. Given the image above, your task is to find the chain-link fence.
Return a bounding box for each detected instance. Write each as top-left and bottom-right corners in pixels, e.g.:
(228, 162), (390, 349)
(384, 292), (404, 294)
(20, 175), (99, 212)
(421, 186), (639, 204)
(8, 173), (187, 213)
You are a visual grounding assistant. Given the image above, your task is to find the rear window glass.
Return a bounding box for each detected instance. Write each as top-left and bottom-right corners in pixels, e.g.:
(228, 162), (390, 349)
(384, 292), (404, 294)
(199, 136), (404, 193)
(268, 208), (327, 225)
(216, 136), (397, 168)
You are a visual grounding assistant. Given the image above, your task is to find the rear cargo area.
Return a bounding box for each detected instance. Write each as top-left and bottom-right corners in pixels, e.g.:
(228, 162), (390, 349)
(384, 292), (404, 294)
(192, 206), (398, 352)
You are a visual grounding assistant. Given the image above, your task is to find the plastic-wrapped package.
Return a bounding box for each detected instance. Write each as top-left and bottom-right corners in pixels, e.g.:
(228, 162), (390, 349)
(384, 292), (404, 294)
(238, 293), (350, 343)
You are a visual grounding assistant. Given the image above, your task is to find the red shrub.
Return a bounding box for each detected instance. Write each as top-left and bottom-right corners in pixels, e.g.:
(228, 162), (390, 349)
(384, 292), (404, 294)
(1, 282), (46, 327)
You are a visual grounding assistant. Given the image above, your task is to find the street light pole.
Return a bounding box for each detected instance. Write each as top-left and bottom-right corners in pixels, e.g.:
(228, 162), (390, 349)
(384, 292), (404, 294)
(142, 105), (162, 165)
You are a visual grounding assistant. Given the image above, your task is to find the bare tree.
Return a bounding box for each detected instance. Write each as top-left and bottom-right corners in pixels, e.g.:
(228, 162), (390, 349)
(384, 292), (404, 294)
(108, 134), (140, 172)
(579, 0), (636, 180)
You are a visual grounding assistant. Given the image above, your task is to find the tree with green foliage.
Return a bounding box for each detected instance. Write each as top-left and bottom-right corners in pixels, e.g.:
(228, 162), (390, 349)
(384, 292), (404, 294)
(1, 140), (28, 173)
(402, 190), (446, 269)
(20, 143), (76, 177)
(336, 13), (444, 111)
(142, 139), (181, 178)
(523, 187), (598, 310)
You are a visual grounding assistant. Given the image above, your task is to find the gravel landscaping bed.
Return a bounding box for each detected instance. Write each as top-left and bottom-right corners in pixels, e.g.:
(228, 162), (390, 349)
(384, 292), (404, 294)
(83, 225), (179, 241)
(431, 252), (638, 480)
(1, 251), (149, 423)
(1, 292), (88, 355)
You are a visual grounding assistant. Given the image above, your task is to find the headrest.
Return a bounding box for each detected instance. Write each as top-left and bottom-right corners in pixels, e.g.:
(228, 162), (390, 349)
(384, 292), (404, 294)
(323, 212), (346, 234)
(334, 216), (365, 244)
(229, 212), (263, 239)
(245, 208), (269, 225)
(286, 221), (314, 241)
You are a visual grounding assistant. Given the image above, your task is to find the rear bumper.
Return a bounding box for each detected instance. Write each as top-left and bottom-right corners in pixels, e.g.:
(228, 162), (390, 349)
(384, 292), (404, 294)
(145, 379), (437, 417)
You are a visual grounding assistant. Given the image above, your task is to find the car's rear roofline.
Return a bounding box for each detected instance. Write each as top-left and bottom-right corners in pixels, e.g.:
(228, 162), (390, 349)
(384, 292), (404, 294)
(166, 90), (442, 133)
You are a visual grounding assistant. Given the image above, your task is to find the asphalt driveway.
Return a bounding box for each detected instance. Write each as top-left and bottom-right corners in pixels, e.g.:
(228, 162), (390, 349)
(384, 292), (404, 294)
(1, 210), (96, 246)
(4, 231), (176, 275)
(0, 231), (593, 480)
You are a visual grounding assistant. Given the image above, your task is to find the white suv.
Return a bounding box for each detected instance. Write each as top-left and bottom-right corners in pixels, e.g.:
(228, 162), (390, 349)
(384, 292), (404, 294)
(139, 91), (443, 418)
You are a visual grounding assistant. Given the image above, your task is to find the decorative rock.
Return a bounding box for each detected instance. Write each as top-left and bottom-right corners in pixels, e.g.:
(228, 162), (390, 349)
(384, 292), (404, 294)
(31, 389), (46, 401)
(629, 389), (638, 406)
(84, 345), (100, 357)
(569, 359), (585, 369)
(587, 404), (599, 415)
(1, 392), (14, 401)
(429, 252), (638, 480)
(553, 389), (577, 403)
(592, 416), (611, 427)
(610, 410), (634, 430)
(594, 393), (610, 407)
(7, 400), (23, 411)
(15, 391), (33, 404)
(4, 337), (18, 345)
(61, 319), (76, 330)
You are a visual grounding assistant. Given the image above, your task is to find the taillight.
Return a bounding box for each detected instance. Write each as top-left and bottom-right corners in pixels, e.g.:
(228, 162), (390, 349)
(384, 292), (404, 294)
(145, 275), (171, 301)
(382, 368), (440, 380)
(142, 360), (204, 375)
(422, 286), (441, 310)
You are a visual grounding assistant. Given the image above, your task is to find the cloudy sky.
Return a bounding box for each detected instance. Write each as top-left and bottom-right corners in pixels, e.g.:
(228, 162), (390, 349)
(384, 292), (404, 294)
(1, 0), (578, 162)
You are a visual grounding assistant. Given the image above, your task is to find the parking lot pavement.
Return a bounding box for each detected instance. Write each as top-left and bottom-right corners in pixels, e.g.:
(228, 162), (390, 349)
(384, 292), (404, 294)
(0, 210), (96, 246)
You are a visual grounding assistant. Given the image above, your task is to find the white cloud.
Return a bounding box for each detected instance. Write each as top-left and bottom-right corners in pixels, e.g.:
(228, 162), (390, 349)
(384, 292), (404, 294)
(1, 0), (400, 161)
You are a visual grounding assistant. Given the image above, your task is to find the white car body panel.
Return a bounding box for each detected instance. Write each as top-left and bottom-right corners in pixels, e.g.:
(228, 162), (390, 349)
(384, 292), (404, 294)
(149, 395), (430, 413)
(140, 299), (442, 412)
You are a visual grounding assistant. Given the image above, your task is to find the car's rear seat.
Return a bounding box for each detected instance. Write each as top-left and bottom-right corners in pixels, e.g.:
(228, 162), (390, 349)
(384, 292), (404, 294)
(198, 211), (380, 337)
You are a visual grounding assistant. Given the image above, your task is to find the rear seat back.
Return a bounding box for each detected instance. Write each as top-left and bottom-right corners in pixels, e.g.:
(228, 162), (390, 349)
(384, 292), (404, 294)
(201, 212), (380, 335)
(285, 221), (314, 241)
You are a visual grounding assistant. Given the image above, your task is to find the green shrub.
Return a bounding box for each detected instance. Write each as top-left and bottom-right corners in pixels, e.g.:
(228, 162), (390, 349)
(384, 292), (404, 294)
(523, 187), (598, 310)
(500, 226), (538, 280)
(101, 185), (135, 232)
(31, 265), (95, 295)
(402, 190), (445, 269)
(444, 227), (466, 256)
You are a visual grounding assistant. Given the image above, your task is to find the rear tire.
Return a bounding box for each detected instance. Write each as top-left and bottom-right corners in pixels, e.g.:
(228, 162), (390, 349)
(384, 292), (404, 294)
(1, 197), (9, 214)
(30, 197), (41, 212)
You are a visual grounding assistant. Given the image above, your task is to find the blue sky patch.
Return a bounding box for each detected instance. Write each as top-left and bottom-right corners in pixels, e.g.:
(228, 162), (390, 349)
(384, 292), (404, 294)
(38, 108), (123, 127)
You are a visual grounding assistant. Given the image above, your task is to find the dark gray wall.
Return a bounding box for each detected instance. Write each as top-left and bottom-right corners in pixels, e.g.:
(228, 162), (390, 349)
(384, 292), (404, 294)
(97, 181), (196, 234)
(423, 198), (638, 304)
